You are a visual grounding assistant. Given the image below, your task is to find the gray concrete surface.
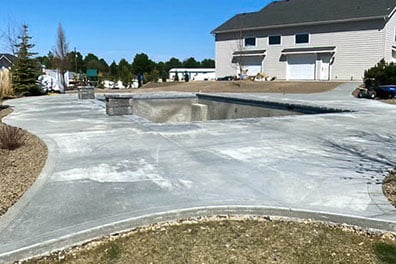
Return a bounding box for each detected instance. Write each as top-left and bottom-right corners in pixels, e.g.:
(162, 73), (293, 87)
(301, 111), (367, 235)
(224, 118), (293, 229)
(0, 82), (396, 262)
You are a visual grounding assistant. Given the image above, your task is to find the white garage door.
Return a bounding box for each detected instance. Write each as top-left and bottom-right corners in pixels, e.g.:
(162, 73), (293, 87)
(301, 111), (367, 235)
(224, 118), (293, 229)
(241, 56), (263, 76)
(287, 54), (315, 80)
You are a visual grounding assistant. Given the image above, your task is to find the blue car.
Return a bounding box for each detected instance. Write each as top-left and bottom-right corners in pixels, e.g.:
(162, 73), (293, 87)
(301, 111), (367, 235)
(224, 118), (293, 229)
(358, 85), (396, 99)
(374, 85), (396, 99)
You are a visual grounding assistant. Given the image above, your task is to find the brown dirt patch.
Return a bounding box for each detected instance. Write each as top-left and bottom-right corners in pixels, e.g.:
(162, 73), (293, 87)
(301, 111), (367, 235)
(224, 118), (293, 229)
(96, 81), (340, 94)
(0, 106), (48, 217)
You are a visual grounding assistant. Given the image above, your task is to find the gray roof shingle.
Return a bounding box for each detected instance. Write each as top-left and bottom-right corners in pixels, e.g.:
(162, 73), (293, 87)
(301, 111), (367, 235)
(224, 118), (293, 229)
(212, 0), (396, 33)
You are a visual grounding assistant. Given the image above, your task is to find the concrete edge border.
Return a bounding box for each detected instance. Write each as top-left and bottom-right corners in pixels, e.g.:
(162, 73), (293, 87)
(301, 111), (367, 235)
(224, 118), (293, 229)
(2, 205), (396, 262)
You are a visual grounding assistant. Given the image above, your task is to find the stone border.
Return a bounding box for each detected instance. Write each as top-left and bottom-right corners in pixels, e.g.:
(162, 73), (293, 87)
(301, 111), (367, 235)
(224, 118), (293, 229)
(2, 205), (396, 263)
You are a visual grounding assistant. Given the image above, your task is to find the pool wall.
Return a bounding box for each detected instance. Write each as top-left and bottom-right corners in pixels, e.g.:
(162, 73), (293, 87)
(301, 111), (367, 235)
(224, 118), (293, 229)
(105, 93), (350, 123)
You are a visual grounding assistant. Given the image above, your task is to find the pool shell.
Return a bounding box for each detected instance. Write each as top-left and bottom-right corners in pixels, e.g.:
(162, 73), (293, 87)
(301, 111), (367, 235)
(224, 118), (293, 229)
(105, 93), (351, 123)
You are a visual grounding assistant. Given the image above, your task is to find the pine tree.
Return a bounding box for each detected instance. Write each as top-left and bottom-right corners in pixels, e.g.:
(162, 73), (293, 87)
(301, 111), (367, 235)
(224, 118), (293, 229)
(12, 25), (41, 96)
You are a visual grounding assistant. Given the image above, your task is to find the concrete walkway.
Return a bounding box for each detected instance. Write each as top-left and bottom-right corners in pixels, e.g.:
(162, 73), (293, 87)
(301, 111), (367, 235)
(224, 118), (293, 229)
(1, 83), (396, 262)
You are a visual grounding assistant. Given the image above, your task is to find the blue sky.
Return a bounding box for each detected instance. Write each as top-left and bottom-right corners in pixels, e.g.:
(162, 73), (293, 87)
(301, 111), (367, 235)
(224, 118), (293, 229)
(0, 0), (271, 64)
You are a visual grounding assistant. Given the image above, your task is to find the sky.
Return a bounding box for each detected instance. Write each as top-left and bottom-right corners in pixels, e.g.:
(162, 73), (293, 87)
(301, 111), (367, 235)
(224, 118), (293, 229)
(0, 0), (271, 64)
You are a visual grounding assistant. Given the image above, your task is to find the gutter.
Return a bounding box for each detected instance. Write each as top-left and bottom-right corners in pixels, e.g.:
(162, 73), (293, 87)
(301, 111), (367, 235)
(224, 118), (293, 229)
(211, 15), (386, 34)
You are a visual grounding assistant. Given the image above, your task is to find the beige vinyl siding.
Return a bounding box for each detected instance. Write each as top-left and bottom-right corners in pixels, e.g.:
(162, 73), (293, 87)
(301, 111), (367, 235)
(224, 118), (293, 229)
(265, 20), (386, 80)
(215, 32), (266, 78)
(262, 42), (286, 79)
(384, 11), (396, 62)
(307, 25), (385, 80)
(215, 32), (241, 78)
(214, 19), (389, 80)
(215, 39), (238, 78)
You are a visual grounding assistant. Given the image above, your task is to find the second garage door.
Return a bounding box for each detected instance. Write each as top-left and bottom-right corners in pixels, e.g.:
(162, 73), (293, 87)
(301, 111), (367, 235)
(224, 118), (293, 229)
(287, 54), (315, 80)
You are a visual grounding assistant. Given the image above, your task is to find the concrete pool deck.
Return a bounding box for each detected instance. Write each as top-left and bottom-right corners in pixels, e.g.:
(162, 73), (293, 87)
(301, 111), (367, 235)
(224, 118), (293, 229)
(1, 82), (396, 262)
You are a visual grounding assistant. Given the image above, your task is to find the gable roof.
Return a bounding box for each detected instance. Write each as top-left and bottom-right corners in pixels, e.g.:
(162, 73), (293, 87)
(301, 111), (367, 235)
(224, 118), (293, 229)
(212, 0), (396, 34)
(0, 53), (17, 69)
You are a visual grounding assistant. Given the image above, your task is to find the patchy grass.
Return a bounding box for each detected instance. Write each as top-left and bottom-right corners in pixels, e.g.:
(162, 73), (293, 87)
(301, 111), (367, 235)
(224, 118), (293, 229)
(22, 217), (396, 264)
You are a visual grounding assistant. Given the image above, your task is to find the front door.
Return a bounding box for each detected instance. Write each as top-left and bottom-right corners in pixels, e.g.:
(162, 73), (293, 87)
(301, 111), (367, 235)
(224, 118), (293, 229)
(319, 55), (331, 80)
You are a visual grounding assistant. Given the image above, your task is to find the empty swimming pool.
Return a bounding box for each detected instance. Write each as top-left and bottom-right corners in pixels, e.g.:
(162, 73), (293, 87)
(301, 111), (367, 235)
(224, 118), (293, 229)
(105, 93), (350, 123)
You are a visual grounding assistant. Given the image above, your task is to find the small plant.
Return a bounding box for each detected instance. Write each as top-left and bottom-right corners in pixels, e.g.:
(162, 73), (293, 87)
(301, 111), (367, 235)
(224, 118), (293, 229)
(0, 125), (27, 150)
(374, 241), (396, 264)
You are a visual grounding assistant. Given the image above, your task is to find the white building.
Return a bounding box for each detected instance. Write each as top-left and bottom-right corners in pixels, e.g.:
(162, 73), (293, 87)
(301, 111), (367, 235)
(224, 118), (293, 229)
(169, 68), (216, 81)
(39, 69), (82, 92)
(212, 0), (396, 81)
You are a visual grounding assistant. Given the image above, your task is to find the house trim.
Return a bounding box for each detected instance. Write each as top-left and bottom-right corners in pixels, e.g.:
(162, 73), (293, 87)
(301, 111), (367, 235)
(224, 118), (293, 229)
(281, 46), (336, 55)
(0, 55), (13, 64)
(233, 49), (266, 56)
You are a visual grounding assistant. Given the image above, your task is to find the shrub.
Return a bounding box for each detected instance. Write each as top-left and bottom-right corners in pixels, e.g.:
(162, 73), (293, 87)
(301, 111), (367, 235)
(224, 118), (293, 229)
(0, 125), (27, 150)
(364, 59), (396, 87)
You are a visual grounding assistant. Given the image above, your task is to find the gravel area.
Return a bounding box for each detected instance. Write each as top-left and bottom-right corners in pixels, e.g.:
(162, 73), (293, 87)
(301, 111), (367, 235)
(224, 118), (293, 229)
(0, 107), (47, 217)
(383, 170), (396, 207)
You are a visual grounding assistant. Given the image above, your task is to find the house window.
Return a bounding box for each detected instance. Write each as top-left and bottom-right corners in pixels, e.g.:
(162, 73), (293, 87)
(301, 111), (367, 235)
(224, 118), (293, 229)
(244, 37), (256, 47)
(268, 35), (281, 45)
(295, 33), (309, 44)
(392, 49), (396, 60)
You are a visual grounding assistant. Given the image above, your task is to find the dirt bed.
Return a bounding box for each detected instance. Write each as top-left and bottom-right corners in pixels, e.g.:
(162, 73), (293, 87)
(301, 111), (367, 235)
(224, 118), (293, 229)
(96, 81), (340, 94)
(0, 108), (47, 217)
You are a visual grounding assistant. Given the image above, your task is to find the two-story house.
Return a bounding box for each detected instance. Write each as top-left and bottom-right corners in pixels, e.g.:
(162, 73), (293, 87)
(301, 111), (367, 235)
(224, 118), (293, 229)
(212, 0), (396, 81)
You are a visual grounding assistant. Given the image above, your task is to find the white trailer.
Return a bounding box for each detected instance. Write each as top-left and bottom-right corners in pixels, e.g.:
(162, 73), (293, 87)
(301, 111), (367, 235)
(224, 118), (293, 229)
(169, 68), (215, 81)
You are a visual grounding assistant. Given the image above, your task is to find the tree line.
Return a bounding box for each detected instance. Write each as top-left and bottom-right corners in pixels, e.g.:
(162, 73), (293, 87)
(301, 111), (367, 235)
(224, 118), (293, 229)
(4, 23), (215, 96)
(37, 50), (215, 86)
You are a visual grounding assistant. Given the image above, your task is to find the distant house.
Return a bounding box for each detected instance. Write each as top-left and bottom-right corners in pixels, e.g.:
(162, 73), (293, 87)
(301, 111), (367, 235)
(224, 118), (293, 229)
(0, 53), (17, 70)
(212, 0), (396, 80)
(169, 68), (216, 81)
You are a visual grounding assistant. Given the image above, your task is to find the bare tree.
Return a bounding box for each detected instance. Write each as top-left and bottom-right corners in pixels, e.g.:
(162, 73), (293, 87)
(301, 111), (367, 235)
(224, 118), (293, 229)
(1, 22), (20, 55)
(53, 23), (69, 91)
(233, 30), (246, 78)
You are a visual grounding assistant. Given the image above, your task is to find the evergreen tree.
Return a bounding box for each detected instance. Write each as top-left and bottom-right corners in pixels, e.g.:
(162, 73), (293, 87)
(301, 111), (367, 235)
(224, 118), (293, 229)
(109, 61), (118, 81)
(12, 25), (41, 96)
(201, 58), (215, 68)
(118, 58), (131, 86)
(131, 53), (155, 75)
(183, 57), (200, 68)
